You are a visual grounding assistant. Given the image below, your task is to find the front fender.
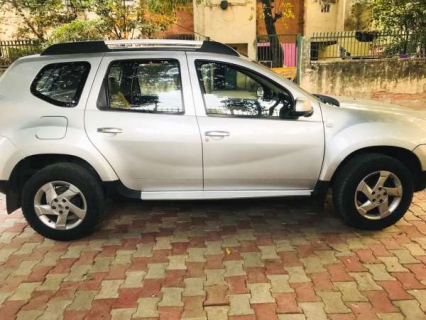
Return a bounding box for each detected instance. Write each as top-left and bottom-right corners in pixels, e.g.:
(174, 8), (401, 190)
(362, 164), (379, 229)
(320, 107), (426, 181)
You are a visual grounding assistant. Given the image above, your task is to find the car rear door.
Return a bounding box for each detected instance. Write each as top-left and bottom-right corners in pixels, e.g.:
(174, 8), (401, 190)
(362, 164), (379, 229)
(85, 52), (203, 192)
(187, 53), (325, 192)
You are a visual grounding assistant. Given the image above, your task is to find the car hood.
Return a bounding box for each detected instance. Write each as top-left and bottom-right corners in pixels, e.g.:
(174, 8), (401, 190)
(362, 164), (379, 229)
(320, 96), (426, 148)
(332, 96), (415, 112)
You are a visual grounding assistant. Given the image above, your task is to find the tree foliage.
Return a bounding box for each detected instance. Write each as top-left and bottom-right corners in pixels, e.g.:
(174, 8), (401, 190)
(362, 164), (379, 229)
(146, 0), (190, 14)
(91, 0), (176, 40)
(369, 0), (426, 54)
(370, 0), (426, 34)
(49, 20), (105, 43)
(0, 0), (185, 42)
(0, 0), (90, 42)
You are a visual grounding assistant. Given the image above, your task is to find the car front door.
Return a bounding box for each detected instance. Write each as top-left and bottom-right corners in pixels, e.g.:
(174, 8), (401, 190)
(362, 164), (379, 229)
(187, 55), (325, 192)
(85, 52), (203, 192)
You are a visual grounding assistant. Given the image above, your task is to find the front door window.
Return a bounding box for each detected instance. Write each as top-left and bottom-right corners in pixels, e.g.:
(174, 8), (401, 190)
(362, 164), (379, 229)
(195, 61), (295, 119)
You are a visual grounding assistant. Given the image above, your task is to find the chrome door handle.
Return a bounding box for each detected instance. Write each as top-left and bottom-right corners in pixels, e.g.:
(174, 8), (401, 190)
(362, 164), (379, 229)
(205, 131), (230, 137)
(97, 127), (123, 134)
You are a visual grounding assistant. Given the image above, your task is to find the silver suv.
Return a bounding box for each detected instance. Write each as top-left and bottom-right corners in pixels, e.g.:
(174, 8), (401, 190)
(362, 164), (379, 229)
(1, 40), (426, 240)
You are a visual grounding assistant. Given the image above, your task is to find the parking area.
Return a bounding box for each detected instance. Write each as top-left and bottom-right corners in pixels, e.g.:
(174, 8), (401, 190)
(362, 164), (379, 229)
(0, 193), (426, 320)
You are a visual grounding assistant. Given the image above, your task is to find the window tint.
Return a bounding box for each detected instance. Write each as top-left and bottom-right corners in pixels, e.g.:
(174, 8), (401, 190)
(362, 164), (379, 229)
(100, 59), (184, 114)
(31, 62), (90, 107)
(195, 61), (294, 119)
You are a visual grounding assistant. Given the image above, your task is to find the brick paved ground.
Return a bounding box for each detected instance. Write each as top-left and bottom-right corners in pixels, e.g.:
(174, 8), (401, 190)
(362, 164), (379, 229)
(1, 193), (426, 320)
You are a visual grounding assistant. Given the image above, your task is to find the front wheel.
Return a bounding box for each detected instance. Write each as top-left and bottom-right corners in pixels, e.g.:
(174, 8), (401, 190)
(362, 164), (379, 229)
(21, 163), (105, 241)
(333, 154), (413, 230)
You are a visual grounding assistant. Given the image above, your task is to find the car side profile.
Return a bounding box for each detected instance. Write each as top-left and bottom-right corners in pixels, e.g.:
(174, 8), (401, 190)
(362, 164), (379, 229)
(0, 39), (426, 240)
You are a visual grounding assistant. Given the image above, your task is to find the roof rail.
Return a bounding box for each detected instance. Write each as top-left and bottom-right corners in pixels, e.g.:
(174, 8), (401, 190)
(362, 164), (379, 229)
(105, 39), (204, 48)
(41, 40), (239, 57)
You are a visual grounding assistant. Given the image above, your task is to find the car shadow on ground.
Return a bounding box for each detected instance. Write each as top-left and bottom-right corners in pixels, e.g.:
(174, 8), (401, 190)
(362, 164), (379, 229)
(95, 196), (374, 240)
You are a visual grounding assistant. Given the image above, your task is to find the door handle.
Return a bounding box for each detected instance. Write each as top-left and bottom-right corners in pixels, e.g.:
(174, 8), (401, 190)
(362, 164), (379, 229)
(205, 131), (230, 137)
(97, 127), (123, 134)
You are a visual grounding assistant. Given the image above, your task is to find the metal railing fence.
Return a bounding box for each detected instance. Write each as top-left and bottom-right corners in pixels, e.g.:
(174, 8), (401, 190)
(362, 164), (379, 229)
(0, 40), (42, 68)
(256, 34), (299, 68)
(310, 31), (426, 60)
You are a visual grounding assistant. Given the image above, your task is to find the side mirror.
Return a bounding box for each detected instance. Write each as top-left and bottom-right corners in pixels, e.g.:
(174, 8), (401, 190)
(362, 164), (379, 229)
(294, 98), (313, 117)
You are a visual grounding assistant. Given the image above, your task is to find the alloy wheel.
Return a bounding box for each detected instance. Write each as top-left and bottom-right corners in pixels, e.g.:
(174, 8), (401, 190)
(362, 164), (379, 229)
(354, 171), (403, 220)
(34, 181), (87, 230)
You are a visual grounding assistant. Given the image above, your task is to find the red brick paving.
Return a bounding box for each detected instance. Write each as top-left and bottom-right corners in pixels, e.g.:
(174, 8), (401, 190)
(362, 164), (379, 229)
(0, 193), (426, 319)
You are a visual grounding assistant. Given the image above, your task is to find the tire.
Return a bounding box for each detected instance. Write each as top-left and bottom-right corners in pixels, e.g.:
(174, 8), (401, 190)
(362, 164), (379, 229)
(22, 163), (105, 241)
(333, 153), (413, 230)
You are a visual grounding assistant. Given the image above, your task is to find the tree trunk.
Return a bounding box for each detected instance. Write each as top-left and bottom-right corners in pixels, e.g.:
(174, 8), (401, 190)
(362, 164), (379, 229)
(260, 0), (283, 68)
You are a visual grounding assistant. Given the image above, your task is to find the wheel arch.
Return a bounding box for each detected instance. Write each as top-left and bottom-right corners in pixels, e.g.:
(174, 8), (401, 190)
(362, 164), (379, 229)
(6, 154), (112, 214)
(330, 146), (423, 191)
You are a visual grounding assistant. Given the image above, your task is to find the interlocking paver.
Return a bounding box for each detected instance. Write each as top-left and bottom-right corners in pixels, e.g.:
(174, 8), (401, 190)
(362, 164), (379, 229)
(38, 299), (73, 320)
(403, 243), (426, 256)
(247, 283), (275, 303)
(187, 248), (207, 263)
(134, 297), (160, 318)
(224, 260), (246, 277)
(349, 272), (383, 291)
(267, 274), (293, 293)
(299, 302), (327, 320)
(285, 266), (311, 283)
(168, 255), (188, 270)
(228, 294), (254, 316)
(183, 277), (206, 296)
(205, 269), (226, 286)
(300, 257), (326, 274)
(393, 300), (426, 320)
(205, 306), (229, 320)
(408, 289), (426, 311)
(110, 307), (136, 320)
(335, 282), (368, 302)
(259, 246), (279, 260)
(159, 287), (184, 307)
(94, 279), (124, 300)
(122, 271), (147, 288)
(317, 291), (351, 313)
(378, 257), (409, 272)
(315, 250), (338, 265)
(390, 249), (420, 264)
(13, 260), (38, 276)
(16, 310), (44, 320)
(146, 263), (167, 279)
(241, 252), (263, 268)
(1, 193), (426, 320)
(68, 290), (97, 310)
(364, 264), (396, 281)
(9, 282), (41, 301)
(364, 290), (398, 313)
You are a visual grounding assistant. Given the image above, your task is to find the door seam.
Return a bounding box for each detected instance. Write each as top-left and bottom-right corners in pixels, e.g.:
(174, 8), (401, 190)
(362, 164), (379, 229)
(185, 52), (205, 190)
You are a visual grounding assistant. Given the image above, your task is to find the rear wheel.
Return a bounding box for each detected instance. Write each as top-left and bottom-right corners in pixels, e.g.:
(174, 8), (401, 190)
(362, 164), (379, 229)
(333, 153), (413, 230)
(22, 163), (105, 240)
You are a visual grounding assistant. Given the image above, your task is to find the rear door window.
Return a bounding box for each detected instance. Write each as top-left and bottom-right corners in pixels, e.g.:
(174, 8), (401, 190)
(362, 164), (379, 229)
(31, 62), (91, 107)
(98, 59), (184, 114)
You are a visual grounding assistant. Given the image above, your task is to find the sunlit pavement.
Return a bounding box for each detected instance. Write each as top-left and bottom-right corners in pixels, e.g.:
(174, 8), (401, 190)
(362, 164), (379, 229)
(0, 193), (426, 320)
